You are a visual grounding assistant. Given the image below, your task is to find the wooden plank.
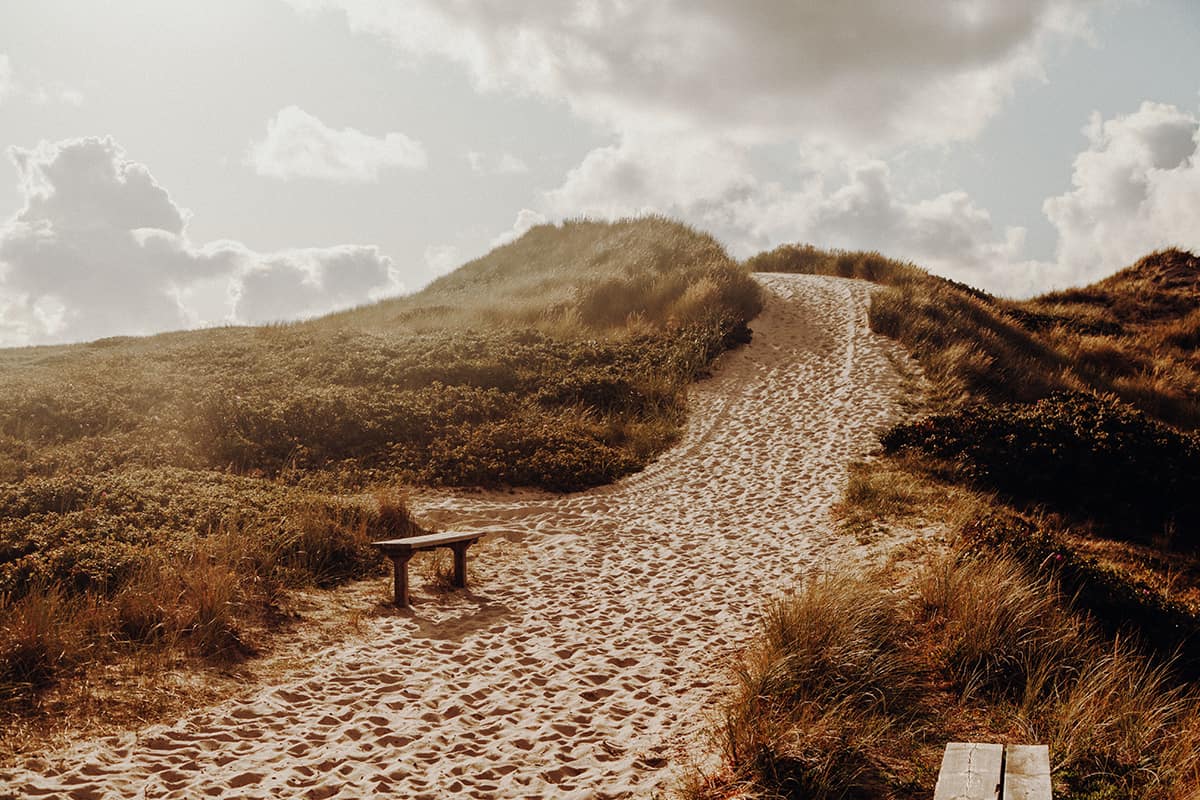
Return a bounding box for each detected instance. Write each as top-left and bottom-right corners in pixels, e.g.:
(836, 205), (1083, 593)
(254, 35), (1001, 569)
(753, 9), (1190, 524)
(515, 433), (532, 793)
(1003, 745), (1051, 800)
(934, 742), (1003, 800)
(372, 531), (480, 549)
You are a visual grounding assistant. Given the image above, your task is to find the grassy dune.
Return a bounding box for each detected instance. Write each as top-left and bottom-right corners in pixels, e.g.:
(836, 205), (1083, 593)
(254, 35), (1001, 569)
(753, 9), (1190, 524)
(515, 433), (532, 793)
(684, 548), (1200, 800)
(693, 243), (1200, 798)
(750, 244), (1200, 638)
(0, 217), (762, 733)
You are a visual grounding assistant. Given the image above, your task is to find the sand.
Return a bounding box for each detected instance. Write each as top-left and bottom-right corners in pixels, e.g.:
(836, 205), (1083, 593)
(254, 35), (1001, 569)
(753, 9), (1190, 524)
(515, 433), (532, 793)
(1, 274), (919, 799)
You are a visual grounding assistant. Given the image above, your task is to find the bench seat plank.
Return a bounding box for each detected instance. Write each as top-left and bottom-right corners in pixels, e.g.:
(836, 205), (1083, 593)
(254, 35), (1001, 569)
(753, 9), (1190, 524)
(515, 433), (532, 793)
(934, 742), (1003, 800)
(1003, 745), (1051, 800)
(373, 531), (481, 550)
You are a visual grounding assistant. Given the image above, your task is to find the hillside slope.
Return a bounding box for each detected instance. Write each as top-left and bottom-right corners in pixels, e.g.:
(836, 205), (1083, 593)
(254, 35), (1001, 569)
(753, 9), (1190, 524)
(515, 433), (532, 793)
(0, 218), (761, 736)
(0, 273), (916, 799)
(750, 243), (1200, 663)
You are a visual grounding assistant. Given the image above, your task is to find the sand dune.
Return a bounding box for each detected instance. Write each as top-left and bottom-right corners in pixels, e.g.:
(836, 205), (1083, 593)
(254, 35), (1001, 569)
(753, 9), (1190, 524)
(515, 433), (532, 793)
(2, 274), (919, 799)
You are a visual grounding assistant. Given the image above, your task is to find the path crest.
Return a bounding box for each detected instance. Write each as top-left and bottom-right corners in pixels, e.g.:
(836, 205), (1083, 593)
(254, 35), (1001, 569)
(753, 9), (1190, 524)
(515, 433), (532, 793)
(3, 274), (916, 799)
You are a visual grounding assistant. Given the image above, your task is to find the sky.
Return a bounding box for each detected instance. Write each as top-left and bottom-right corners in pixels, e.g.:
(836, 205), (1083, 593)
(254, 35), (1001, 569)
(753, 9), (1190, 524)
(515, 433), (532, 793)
(1, 0), (1199, 346)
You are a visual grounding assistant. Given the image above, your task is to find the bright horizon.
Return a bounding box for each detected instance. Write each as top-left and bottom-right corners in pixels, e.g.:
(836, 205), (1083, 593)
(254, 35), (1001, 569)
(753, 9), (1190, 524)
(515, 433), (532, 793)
(2, 0), (1199, 346)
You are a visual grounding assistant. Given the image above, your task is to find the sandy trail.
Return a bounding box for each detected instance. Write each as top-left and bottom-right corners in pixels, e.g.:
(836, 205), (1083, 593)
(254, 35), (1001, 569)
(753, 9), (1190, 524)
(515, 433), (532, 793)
(2, 274), (917, 799)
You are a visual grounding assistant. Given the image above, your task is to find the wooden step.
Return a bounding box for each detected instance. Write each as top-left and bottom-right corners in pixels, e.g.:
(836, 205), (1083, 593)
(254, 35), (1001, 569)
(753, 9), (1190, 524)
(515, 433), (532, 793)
(934, 742), (1003, 800)
(1003, 745), (1051, 800)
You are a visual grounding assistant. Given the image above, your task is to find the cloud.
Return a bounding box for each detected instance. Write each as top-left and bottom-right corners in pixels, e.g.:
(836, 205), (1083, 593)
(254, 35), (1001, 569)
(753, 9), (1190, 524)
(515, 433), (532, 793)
(1043, 101), (1200, 285)
(465, 150), (529, 175)
(248, 105), (427, 182)
(0, 137), (400, 346)
(234, 245), (398, 324)
(495, 153), (529, 174)
(541, 131), (1037, 293)
(0, 53), (83, 107)
(423, 243), (460, 275)
(292, 0), (1088, 151)
(287, 0), (1096, 296)
(491, 208), (547, 248)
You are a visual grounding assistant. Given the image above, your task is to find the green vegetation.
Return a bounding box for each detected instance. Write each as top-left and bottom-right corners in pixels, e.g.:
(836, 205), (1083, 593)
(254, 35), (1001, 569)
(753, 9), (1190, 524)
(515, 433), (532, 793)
(882, 392), (1200, 544)
(0, 217), (762, 728)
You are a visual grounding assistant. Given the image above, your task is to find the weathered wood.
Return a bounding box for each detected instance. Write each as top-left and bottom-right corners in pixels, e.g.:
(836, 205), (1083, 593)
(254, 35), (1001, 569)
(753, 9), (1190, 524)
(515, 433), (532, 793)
(371, 531), (482, 607)
(934, 742), (1003, 800)
(1003, 745), (1051, 800)
(373, 530), (482, 551)
(391, 552), (414, 607)
(451, 542), (469, 589)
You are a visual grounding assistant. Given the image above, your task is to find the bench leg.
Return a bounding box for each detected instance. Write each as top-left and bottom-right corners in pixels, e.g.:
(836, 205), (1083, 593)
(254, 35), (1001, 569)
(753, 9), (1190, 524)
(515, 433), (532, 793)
(391, 553), (414, 607)
(451, 542), (470, 589)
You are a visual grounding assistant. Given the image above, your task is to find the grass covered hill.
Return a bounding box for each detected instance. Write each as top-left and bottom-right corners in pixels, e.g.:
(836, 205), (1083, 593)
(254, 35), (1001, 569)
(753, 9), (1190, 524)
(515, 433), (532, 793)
(682, 244), (1200, 800)
(748, 245), (1200, 625)
(0, 217), (762, 719)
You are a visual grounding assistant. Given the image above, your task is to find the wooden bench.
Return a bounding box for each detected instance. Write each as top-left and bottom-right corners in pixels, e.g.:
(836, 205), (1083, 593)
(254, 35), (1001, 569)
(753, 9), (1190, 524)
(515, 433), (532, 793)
(371, 531), (482, 607)
(934, 743), (1051, 800)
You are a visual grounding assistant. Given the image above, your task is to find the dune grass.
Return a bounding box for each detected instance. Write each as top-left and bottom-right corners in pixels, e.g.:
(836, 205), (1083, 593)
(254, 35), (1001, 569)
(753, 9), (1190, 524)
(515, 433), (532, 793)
(0, 217), (763, 737)
(688, 242), (1200, 798)
(750, 243), (1200, 649)
(748, 244), (1200, 423)
(684, 550), (1200, 799)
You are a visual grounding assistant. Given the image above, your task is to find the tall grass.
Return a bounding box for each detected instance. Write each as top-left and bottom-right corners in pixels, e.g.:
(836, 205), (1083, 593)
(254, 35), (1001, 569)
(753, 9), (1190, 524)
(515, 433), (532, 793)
(0, 489), (414, 708)
(686, 553), (1200, 800)
(753, 241), (1200, 662)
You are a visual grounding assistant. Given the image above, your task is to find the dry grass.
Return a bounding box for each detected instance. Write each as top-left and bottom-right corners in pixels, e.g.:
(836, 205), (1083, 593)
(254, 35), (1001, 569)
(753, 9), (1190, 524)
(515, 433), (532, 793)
(0, 489), (413, 746)
(749, 244), (1200, 423)
(754, 240), (1200, 657)
(685, 549), (1200, 800)
(0, 216), (763, 743)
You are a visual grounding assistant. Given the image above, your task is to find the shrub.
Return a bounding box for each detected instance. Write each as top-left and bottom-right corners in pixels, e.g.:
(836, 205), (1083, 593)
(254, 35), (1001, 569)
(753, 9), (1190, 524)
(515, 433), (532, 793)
(0, 584), (72, 698)
(961, 508), (1200, 667)
(883, 392), (1200, 546)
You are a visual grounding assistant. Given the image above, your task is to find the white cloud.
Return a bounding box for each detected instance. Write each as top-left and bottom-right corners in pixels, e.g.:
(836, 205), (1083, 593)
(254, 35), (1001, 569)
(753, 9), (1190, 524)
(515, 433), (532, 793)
(292, 0), (1089, 151)
(248, 105), (427, 182)
(0, 137), (401, 346)
(1043, 101), (1200, 285)
(423, 243), (459, 275)
(465, 150), (529, 175)
(491, 208), (547, 248)
(495, 153), (529, 174)
(0, 53), (83, 107)
(287, 0), (1097, 297)
(234, 244), (398, 324)
(544, 131), (1036, 293)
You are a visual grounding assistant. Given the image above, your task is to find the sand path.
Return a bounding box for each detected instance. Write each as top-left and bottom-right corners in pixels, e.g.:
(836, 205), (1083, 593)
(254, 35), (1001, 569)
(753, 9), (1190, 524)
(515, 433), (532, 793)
(2, 274), (917, 799)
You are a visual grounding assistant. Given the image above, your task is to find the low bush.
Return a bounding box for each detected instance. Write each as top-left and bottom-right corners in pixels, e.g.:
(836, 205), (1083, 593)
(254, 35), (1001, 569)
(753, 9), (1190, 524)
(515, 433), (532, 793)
(0, 482), (413, 703)
(960, 507), (1200, 668)
(882, 392), (1200, 545)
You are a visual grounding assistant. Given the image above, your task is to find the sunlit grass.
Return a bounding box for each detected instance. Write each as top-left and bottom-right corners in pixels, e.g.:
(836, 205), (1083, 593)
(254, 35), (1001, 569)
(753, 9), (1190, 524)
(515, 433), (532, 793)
(0, 216), (762, 740)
